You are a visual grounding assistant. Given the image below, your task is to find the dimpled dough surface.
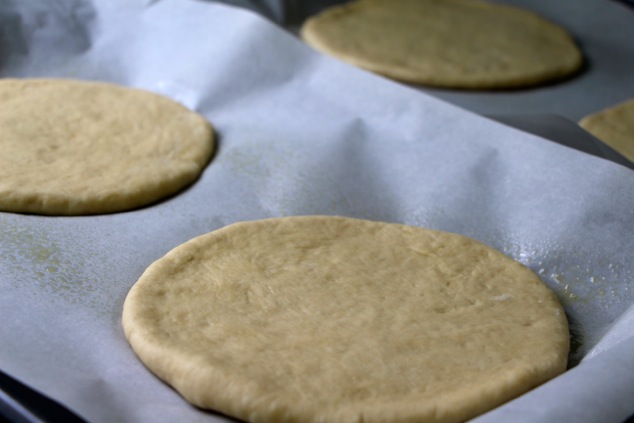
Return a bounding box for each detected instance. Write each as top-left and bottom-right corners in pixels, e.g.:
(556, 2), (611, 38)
(122, 216), (569, 423)
(300, 0), (582, 89)
(0, 78), (214, 215)
(579, 99), (634, 162)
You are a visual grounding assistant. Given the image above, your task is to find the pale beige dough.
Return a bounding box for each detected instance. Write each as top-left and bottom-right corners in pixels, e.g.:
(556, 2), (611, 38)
(0, 78), (214, 215)
(301, 0), (583, 89)
(123, 216), (569, 423)
(579, 98), (634, 162)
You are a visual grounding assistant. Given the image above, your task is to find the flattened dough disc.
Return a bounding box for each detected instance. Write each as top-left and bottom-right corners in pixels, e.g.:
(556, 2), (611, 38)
(579, 98), (634, 162)
(0, 78), (214, 215)
(123, 216), (569, 423)
(301, 0), (583, 89)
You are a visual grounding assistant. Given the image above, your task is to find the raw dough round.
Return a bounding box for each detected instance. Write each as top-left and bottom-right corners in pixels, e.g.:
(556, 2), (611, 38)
(123, 216), (569, 423)
(0, 78), (214, 215)
(300, 0), (583, 89)
(579, 98), (634, 162)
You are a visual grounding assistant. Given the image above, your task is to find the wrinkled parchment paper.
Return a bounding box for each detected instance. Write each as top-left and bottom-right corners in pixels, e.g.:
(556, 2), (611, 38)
(1, 1), (634, 422)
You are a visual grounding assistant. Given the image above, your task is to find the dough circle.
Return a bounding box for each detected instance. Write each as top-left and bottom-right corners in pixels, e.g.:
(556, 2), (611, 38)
(0, 78), (214, 215)
(123, 216), (569, 423)
(301, 0), (583, 89)
(579, 98), (634, 162)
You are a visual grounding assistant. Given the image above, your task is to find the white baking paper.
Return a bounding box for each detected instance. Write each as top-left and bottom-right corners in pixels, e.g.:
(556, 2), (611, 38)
(1, 1), (633, 422)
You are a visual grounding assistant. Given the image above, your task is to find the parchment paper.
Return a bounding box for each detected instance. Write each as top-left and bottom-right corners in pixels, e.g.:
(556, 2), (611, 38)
(1, 1), (634, 422)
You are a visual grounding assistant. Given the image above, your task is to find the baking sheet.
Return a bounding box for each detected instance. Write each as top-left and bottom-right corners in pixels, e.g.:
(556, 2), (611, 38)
(1, 1), (634, 422)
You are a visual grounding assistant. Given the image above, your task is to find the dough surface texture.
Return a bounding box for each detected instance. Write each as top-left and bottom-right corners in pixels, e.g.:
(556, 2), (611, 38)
(579, 98), (634, 162)
(0, 78), (214, 215)
(122, 216), (569, 423)
(301, 0), (582, 89)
